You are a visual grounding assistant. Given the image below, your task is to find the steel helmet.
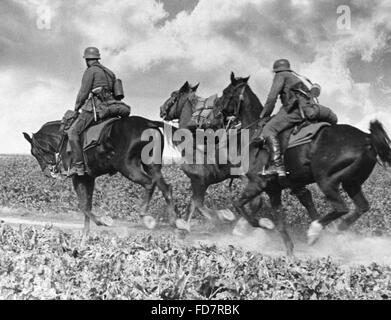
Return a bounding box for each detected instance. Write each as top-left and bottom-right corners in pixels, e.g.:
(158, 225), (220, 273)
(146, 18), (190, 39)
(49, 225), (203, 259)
(273, 59), (291, 72)
(83, 47), (101, 59)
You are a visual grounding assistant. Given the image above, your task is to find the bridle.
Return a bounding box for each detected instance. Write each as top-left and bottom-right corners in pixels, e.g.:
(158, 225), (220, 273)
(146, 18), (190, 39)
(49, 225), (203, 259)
(219, 82), (247, 129)
(222, 83), (247, 119)
(31, 133), (66, 177)
(31, 135), (57, 165)
(220, 82), (267, 135)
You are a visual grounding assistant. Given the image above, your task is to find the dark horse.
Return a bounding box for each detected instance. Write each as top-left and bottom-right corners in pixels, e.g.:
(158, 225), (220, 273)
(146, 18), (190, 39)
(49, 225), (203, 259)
(219, 77), (391, 255)
(160, 76), (320, 231)
(23, 116), (177, 244)
(160, 81), (238, 230)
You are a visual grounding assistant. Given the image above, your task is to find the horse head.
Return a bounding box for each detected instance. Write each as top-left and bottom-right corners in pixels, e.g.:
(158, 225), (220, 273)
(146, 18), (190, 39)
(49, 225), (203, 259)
(219, 72), (262, 127)
(160, 81), (199, 121)
(23, 122), (62, 178)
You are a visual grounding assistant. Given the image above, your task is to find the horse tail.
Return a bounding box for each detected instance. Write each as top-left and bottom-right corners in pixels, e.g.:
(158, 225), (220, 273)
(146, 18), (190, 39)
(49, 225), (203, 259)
(149, 120), (166, 129)
(369, 120), (391, 166)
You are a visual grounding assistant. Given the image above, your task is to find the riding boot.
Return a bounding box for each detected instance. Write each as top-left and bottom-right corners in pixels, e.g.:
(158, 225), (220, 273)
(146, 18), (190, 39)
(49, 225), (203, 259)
(252, 135), (265, 147)
(262, 135), (286, 177)
(68, 139), (85, 176)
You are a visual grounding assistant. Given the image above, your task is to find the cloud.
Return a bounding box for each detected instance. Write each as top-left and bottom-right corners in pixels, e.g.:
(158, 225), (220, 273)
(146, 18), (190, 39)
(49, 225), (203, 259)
(1, 0), (391, 154)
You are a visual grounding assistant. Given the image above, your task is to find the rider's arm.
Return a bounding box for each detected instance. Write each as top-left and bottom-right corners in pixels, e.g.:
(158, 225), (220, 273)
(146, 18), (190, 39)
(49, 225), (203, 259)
(75, 68), (94, 111)
(261, 73), (285, 118)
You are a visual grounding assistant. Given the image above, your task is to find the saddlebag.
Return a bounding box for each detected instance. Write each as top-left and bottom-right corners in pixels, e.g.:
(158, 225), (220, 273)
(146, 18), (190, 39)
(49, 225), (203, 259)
(60, 110), (79, 133)
(97, 100), (131, 120)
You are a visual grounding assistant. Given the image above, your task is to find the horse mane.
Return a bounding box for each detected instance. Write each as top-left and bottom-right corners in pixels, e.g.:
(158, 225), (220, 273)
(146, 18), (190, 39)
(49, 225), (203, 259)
(246, 85), (263, 116)
(37, 120), (61, 132)
(34, 120), (61, 137)
(32, 120), (63, 154)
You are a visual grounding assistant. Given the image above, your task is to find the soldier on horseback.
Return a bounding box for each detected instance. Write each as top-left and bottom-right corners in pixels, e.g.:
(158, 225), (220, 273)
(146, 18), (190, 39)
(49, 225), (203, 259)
(67, 47), (130, 176)
(260, 59), (337, 177)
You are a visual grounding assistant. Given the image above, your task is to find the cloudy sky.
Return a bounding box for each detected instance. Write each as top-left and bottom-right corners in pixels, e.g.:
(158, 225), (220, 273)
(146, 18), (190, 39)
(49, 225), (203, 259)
(1, 0), (391, 154)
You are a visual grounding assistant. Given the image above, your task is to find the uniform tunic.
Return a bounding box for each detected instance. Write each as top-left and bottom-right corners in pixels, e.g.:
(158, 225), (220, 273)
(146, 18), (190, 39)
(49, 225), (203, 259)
(75, 61), (116, 111)
(262, 71), (304, 137)
(69, 61), (116, 141)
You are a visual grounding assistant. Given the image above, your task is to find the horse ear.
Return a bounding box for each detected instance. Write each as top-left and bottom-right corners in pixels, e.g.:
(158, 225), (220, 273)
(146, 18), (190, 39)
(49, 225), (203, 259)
(231, 72), (236, 84)
(23, 132), (32, 144)
(191, 83), (200, 91)
(180, 81), (190, 92)
(243, 76), (250, 83)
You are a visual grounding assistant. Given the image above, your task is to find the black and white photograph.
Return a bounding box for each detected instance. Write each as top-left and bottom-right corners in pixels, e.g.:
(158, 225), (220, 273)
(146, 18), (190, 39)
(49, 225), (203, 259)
(1, 0), (391, 305)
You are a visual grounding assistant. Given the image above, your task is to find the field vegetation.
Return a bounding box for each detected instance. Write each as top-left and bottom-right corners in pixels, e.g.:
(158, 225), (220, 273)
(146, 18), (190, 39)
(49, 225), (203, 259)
(1, 155), (391, 300)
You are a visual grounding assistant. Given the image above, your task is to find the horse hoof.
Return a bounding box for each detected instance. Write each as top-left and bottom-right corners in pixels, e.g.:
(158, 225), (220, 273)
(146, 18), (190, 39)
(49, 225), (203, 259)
(233, 218), (250, 236)
(175, 219), (191, 232)
(95, 216), (113, 227)
(217, 209), (236, 222)
(143, 216), (157, 230)
(258, 218), (275, 230)
(307, 221), (323, 245)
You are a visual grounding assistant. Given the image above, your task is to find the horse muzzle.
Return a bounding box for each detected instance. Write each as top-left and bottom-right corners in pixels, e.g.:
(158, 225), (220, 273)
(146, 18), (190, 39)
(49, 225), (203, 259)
(43, 164), (61, 179)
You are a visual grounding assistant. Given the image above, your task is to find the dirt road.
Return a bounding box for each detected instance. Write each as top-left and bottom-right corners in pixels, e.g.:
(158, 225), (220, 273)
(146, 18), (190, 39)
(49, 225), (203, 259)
(2, 206), (391, 266)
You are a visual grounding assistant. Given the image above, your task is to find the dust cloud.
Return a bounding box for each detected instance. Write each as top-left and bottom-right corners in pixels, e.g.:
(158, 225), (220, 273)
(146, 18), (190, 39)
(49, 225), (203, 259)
(196, 220), (391, 266)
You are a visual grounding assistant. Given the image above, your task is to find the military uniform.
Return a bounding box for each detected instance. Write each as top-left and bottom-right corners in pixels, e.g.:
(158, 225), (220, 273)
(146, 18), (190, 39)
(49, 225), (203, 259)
(67, 47), (130, 176)
(261, 70), (304, 137)
(260, 59), (337, 177)
(75, 61), (116, 112)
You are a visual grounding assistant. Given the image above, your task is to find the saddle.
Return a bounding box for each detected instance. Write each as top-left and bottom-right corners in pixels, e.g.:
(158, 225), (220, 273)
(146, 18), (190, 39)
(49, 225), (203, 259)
(189, 94), (219, 128)
(255, 118), (330, 153)
(64, 117), (120, 153)
(82, 117), (120, 151)
(280, 122), (331, 152)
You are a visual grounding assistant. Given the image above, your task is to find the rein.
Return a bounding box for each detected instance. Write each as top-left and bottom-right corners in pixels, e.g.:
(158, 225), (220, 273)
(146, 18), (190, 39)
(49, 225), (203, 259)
(221, 83), (260, 131)
(222, 83), (247, 118)
(219, 82), (267, 142)
(32, 131), (65, 167)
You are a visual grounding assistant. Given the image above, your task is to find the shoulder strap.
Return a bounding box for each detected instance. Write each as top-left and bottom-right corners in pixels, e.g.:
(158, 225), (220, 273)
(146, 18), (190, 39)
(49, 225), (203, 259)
(94, 64), (116, 88)
(291, 71), (314, 91)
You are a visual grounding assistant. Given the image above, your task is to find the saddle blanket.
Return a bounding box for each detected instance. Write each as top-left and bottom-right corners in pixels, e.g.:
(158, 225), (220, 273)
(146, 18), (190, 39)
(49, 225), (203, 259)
(287, 122), (331, 149)
(83, 117), (119, 150)
(66, 117), (120, 152)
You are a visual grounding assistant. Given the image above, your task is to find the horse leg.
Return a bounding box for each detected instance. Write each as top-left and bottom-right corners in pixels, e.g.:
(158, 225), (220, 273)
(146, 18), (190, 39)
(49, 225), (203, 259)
(234, 178), (264, 228)
(191, 181), (236, 223)
(338, 184), (370, 231)
(268, 190), (294, 256)
(141, 183), (156, 217)
(308, 180), (349, 245)
(232, 179), (276, 237)
(146, 164), (178, 226)
(72, 176), (96, 246)
(337, 155), (374, 231)
(172, 180), (203, 233)
(120, 162), (156, 229)
(183, 181), (210, 230)
(291, 187), (320, 221)
(249, 195), (263, 216)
